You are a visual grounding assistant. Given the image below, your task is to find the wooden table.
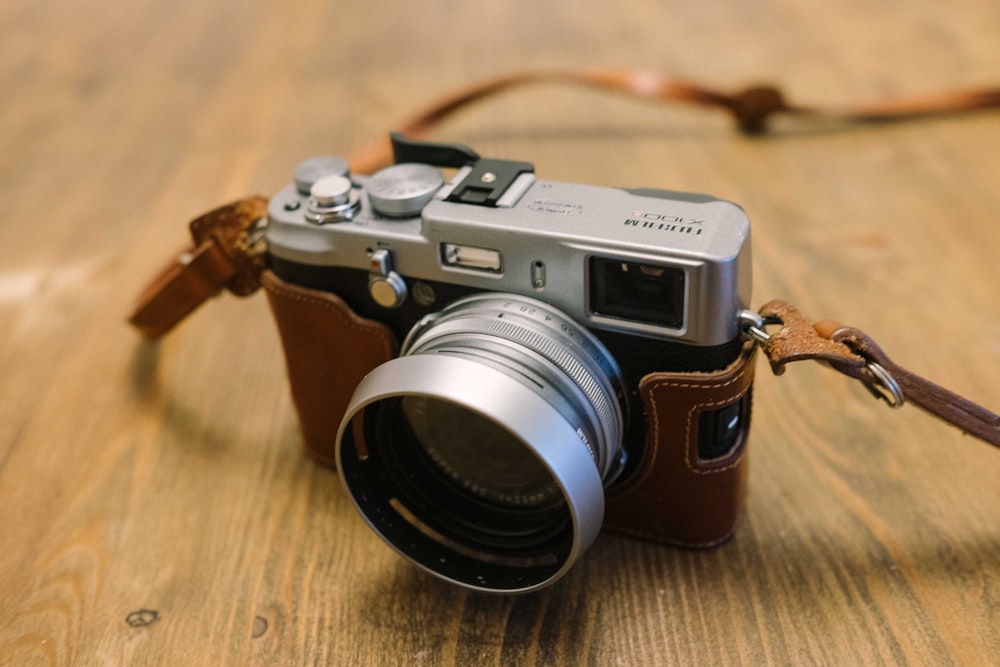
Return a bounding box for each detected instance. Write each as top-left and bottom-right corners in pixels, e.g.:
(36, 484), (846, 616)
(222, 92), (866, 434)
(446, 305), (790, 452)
(2, 0), (998, 664)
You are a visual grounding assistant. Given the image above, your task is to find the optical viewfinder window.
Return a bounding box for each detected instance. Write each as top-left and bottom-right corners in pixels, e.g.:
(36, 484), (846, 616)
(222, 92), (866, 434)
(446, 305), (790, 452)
(589, 257), (685, 329)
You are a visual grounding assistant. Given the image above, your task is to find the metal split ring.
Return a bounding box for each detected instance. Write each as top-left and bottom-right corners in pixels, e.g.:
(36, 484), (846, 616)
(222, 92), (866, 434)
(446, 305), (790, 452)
(862, 361), (905, 409)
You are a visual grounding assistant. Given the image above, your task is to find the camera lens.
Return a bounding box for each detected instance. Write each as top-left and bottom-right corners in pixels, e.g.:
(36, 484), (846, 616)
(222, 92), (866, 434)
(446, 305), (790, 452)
(336, 294), (626, 593)
(401, 396), (562, 509)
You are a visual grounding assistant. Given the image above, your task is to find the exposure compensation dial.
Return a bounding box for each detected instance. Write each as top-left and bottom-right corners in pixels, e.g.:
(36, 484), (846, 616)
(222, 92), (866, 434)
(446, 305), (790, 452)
(367, 163), (444, 218)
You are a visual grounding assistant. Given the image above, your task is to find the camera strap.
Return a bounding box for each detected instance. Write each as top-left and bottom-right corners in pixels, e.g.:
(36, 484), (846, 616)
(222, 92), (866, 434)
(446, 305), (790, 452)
(345, 67), (1000, 174)
(743, 301), (1000, 448)
(127, 67), (1000, 448)
(125, 195), (1000, 450)
(129, 196), (269, 339)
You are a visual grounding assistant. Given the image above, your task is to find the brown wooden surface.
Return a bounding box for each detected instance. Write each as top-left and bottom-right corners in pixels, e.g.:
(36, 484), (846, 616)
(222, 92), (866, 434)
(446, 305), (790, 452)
(2, 0), (999, 664)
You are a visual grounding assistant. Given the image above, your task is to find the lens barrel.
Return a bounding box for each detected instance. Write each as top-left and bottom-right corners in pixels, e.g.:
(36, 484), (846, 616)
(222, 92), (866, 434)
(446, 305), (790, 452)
(336, 294), (626, 593)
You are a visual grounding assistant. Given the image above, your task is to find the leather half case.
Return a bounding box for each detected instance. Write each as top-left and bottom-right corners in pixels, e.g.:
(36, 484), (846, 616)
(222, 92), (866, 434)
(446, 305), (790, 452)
(604, 341), (757, 548)
(262, 270), (398, 465)
(264, 268), (756, 548)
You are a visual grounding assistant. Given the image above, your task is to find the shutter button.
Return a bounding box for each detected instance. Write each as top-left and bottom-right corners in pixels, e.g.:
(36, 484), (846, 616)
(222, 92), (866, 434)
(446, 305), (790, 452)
(305, 175), (360, 224)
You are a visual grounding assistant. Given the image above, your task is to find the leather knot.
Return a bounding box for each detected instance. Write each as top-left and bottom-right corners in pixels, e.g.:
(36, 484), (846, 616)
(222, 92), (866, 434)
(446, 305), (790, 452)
(730, 85), (787, 134)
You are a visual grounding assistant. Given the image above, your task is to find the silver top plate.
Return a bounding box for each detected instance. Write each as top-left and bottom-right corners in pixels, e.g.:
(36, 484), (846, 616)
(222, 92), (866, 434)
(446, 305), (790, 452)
(267, 173), (751, 346)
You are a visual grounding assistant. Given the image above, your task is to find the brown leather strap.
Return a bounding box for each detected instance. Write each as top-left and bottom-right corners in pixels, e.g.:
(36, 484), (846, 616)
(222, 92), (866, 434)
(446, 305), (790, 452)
(347, 68), (1000, 174)
(129, 68), (1000, 337)
(128, 196), (268, 339)
(820, 323), (1000, 449)
(129, 240), (237, 339)
(756, 300), (1000, 449)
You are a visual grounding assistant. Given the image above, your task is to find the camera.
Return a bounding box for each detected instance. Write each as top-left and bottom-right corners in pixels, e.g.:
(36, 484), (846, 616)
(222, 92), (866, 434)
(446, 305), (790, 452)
(262, 135), (756, 593)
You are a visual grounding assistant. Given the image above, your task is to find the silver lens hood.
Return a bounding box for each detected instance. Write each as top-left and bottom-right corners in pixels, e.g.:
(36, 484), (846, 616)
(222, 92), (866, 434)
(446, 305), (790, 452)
(336, 353), (606, 593)
(336, 292), (627, 593)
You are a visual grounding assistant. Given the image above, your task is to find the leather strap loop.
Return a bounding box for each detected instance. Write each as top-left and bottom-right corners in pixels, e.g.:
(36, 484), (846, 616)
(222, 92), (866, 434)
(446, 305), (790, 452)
(756, 300), (865, 375)
(822, 324), (1000, 448)
(129, 240), (236, 339)
(756, 300), (1000, 449)
(128, 196), (268, 339)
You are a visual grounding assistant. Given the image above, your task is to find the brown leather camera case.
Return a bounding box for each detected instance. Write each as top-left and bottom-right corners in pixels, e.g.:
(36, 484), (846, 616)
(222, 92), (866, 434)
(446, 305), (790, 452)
(263, 270), (397, 466)
(604, 341), (756, 548)
(263, 269), (755, 547)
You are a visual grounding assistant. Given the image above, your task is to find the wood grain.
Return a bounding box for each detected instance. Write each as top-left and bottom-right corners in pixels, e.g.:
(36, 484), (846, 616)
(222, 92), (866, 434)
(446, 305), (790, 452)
(1, 0), (999, 664)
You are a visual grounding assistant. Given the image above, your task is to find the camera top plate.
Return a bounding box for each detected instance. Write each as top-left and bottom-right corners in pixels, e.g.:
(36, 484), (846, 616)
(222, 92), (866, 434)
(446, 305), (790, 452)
(266, 142), (751, 346)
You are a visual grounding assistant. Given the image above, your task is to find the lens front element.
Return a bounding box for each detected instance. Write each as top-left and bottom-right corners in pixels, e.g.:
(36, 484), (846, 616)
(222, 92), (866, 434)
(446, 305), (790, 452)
(402, 396), (562, 509)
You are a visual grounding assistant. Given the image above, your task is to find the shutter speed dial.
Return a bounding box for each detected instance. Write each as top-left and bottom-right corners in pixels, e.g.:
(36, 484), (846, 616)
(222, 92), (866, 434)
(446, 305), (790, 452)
(367, 163), (444, 218)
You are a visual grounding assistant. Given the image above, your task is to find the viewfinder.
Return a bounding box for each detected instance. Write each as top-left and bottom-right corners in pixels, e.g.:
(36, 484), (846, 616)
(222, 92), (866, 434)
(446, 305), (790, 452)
(589, 257), (685, 329)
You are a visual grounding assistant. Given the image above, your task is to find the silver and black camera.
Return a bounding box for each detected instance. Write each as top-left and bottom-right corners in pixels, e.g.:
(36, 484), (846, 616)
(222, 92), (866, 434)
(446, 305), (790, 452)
(263, 135), (755, 593)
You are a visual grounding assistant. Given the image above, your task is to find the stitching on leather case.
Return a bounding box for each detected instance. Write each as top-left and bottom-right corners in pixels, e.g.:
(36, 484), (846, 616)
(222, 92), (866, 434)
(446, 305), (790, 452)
(617, 350), (755, 494)
(680, 396), (749, 475)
